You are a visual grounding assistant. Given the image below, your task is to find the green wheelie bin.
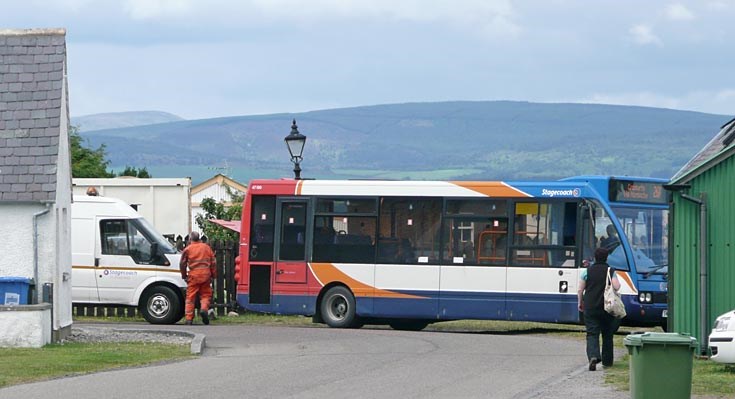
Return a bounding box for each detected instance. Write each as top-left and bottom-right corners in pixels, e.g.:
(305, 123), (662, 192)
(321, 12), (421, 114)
(623, 332), (698, 399)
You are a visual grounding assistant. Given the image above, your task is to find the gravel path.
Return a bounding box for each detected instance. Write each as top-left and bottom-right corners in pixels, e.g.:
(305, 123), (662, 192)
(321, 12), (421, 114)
(64, 326), (194, 346)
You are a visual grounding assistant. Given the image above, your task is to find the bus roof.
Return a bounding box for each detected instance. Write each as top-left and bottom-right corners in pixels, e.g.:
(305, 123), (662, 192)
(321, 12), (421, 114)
(247, 176), (668, 205)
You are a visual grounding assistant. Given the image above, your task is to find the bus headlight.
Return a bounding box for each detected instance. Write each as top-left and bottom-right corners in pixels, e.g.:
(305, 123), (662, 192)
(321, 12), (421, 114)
(639, 292), (653, 303)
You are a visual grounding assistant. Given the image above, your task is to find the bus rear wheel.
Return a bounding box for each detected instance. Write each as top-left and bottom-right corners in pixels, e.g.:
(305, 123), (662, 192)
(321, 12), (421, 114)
(320, 286), (357, 328)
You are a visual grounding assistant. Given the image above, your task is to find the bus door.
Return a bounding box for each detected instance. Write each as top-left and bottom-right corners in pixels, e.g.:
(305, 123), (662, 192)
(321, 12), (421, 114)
(272, 199), (312, 311)
(505, 201), (581, 323)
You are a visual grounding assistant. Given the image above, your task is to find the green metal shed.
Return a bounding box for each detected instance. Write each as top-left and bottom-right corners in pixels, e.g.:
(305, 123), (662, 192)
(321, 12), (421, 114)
(667, 118), (735, 353)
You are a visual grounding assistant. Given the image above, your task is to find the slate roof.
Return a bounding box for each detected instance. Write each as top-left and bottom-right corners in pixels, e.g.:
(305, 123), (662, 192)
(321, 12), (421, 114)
(0, 28), (66, 202)
(670, 118), (735, 184)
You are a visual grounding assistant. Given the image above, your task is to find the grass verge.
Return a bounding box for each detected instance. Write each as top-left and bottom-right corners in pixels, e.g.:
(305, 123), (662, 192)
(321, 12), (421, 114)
(604, 353), (735, 396)
(0, 342), (192, 388)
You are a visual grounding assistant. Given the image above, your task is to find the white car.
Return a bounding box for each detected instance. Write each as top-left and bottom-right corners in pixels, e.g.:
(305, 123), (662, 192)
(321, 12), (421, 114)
(709, 310), (735, 364)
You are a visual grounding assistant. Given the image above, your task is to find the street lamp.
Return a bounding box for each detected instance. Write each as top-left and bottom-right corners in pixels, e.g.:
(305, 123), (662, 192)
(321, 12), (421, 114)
(284, 119), (307, 179)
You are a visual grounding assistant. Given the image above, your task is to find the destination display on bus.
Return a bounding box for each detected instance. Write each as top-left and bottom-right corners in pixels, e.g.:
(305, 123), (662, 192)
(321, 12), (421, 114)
(609, 179), (668, 204)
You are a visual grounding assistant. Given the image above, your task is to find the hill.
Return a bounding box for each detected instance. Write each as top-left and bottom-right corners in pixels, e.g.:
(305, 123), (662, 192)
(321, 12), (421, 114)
(79, 101), (731, 185)
(72, 111), (184, 132)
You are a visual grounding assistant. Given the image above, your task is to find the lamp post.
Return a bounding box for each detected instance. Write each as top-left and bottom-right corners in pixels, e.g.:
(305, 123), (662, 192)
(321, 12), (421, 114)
(284, 119), (307, 179)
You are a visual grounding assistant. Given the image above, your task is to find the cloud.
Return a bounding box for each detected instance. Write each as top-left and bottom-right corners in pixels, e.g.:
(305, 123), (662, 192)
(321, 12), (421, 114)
(629, 24), (662, 46)
(665, 3), (695, 21)
(123, 0), (195, 19)
(706, 1), (729, 11)
(115, 0), (521, 39)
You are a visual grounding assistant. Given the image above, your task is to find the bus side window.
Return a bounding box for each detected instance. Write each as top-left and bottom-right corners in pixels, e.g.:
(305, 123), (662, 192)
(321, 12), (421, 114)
(313, 215), (376, 263)
(378, 197), (441, 264)
(312, 198), (378, 264)
(477, 223), (507, 265)
(510, 201), (578, 267)
(442, 199), (509, 266)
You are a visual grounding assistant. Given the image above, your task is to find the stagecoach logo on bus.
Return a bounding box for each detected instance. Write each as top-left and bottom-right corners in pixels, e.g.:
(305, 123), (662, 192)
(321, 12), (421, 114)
(102, 269), (137, 279)
(541, 188), (580, 197)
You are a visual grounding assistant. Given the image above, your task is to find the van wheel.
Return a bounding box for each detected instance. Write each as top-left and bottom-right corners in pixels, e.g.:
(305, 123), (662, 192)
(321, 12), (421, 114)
(140, 286), (182, 324)
(320, 286), (357, 328)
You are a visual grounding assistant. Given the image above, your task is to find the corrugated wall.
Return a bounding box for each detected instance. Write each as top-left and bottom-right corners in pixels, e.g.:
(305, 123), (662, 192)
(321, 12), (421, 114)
(672, 154), (735, 347)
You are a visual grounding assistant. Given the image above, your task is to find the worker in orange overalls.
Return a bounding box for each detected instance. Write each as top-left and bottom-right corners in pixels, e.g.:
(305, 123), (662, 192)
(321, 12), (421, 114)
(180, 231), (216, 325)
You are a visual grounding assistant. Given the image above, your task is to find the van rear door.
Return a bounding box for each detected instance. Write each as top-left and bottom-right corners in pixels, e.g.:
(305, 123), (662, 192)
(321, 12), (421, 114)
(71, 215), (100, 302)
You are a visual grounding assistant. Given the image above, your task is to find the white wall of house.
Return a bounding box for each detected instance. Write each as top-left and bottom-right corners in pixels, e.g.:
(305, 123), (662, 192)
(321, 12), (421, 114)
(0, 203), (56, 347)
(191, 181), (244, 233)
(0, 204), (45, 278)
(54, 84), (73, 334)
(0, 306), (51, 347)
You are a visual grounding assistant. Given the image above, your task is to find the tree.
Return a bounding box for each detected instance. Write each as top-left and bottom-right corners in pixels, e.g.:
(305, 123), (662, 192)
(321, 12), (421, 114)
(117, 166), (151, 178)
(194, 187), (244, 242)
(70, 126), (114, 178)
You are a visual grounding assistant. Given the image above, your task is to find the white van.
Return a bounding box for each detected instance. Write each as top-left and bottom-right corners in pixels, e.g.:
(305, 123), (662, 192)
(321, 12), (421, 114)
(71, 195), (186, 324)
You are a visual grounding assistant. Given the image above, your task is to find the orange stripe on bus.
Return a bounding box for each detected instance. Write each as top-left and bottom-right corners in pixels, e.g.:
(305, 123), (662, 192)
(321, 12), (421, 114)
(310, 263), (423, 299)
(450, 181), (531, 197)
(618, 272), (637, 294)
(295, 180), (304, 195)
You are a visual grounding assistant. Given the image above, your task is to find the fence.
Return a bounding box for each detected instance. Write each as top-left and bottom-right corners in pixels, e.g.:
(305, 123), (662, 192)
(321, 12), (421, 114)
(73, 240), (240, 319)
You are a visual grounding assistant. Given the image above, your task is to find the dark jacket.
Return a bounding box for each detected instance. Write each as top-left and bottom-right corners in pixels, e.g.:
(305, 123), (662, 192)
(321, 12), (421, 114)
(584, 262), (614, 311)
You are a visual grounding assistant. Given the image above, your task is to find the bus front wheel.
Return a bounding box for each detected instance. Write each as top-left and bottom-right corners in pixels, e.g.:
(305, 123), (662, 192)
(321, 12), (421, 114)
(320, 286), (357, 328)
(389, 320), (429, 331)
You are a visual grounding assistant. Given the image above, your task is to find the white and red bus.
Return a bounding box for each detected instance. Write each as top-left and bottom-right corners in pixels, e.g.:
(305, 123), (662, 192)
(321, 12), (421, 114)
(234, 177), (669, 330)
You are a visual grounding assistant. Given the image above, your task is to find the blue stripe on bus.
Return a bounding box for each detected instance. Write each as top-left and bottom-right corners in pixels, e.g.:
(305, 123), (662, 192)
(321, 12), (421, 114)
(438, 291), (505, 320)
(238, 291), (580, 323)
(504, 292), (579, 323)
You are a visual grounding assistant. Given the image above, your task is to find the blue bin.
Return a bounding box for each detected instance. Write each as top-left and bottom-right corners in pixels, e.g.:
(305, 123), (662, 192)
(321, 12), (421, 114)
(0, 277), (32, 305)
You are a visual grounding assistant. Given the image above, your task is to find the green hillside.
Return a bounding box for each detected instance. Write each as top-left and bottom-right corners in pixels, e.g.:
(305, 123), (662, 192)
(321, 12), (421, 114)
(80, 101), (730, 185)
(72, 111), (184, 132)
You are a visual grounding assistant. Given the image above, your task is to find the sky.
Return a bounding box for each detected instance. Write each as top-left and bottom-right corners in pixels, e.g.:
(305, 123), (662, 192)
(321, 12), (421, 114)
(2, 0), (735, 120)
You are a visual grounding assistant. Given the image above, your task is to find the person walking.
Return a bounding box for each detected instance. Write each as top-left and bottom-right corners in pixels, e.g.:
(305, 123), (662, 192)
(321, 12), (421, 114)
(175, 235), (185, 251)
(578, 247), (621, 370)
(180, 231), (216, 325)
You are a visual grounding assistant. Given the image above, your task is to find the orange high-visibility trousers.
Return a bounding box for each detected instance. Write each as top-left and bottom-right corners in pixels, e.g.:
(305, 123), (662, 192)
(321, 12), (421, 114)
(185, 269), (212, 321)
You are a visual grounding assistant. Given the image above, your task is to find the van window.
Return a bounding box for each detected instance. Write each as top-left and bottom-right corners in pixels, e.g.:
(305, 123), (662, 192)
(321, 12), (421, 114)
(100, 219), (172, 265)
